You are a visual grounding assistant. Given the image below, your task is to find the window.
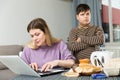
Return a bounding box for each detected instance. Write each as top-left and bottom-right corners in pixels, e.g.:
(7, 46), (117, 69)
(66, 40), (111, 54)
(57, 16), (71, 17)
(102, 0), (120, 44)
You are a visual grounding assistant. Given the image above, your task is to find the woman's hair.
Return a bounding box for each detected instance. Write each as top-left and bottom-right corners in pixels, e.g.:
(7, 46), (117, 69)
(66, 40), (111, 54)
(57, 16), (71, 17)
(27, 18), (60, 49)
(76, 4), (90, 15)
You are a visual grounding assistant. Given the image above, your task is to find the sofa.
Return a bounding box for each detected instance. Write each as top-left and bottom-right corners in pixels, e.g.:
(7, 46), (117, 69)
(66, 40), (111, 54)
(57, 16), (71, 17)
(0, 45), (23, 80)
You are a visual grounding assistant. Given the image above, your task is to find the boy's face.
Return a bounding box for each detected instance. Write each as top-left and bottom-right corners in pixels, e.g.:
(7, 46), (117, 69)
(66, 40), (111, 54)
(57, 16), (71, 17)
(76, 10), (91, 26)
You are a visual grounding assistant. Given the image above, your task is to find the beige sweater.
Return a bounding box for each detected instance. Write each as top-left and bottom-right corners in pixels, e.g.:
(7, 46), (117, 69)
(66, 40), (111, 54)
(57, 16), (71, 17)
(68, 24), (104, 62)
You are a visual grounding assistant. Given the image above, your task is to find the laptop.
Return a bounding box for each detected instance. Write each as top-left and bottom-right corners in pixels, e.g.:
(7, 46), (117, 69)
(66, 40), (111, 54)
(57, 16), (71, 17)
(0, 55), (65, 77)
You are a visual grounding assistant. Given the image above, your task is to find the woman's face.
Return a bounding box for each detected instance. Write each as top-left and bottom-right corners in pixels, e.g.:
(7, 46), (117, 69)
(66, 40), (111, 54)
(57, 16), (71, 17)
(29, 29), (46, 47)
(76, 10), (91, 26)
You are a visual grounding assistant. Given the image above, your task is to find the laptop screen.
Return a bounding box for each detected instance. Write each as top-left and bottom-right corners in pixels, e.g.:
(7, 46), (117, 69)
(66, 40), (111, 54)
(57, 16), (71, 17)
(0, 55), (66, 77)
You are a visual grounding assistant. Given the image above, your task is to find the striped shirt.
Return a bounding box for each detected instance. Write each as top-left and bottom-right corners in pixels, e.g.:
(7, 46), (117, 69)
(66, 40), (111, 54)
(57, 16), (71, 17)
(68, 24), (104, 61)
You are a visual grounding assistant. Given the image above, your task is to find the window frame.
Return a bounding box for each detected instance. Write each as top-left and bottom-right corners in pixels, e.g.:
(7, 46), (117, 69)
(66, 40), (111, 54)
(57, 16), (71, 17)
(102, 0), (120, 45)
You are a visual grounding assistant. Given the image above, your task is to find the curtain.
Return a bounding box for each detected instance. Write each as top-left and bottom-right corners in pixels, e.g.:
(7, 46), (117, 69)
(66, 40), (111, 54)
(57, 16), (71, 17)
(72, 0), (102, 27)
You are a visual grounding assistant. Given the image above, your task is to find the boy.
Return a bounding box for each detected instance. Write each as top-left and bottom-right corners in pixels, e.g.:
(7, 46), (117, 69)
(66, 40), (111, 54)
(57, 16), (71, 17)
(68, 4), (104, 63)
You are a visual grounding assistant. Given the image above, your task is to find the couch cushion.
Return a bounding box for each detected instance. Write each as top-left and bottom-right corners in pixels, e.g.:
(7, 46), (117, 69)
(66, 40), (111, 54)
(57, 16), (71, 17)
(0, 69), (17, 80)
(0, 63), (7, 69)
(0, 45), (23, 55)
(0, 45), (23, 69)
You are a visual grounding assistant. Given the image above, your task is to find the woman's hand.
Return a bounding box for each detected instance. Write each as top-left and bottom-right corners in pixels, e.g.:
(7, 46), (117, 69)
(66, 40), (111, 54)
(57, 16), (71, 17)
(41, 60), (59, 72)
(29, 62), (38, 71)
(41, 59), (74, 72)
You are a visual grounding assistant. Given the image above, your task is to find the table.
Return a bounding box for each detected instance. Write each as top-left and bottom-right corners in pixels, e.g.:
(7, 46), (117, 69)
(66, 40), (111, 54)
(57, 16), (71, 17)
(12, 72), (120, 80)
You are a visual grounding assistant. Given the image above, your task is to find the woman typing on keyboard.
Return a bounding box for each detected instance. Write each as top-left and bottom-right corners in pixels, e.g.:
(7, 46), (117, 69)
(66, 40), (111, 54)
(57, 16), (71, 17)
(21, 18), (75, 72)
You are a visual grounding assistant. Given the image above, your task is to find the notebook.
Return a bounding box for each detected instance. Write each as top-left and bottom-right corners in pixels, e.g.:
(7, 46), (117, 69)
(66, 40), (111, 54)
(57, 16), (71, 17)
(0, 55), (65, 77)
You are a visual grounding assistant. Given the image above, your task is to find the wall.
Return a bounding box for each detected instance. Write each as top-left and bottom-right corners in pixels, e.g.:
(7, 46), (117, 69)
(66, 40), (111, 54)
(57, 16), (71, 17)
(0, 0), (73, 45)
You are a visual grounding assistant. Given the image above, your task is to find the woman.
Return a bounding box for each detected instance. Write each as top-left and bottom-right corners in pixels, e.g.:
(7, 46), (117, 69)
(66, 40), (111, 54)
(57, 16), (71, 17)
(68, 4), (104, 63)
(21, 18), (75, 72)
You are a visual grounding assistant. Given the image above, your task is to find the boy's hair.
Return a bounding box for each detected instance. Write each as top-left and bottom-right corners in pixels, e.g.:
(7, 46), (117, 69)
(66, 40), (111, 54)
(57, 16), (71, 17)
(76, 4), (90, 15)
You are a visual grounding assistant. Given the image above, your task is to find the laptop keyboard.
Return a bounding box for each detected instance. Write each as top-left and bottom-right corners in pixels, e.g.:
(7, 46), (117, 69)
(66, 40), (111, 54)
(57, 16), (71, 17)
(35, 69), (65, 76)
(36, 70), (51, 73)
